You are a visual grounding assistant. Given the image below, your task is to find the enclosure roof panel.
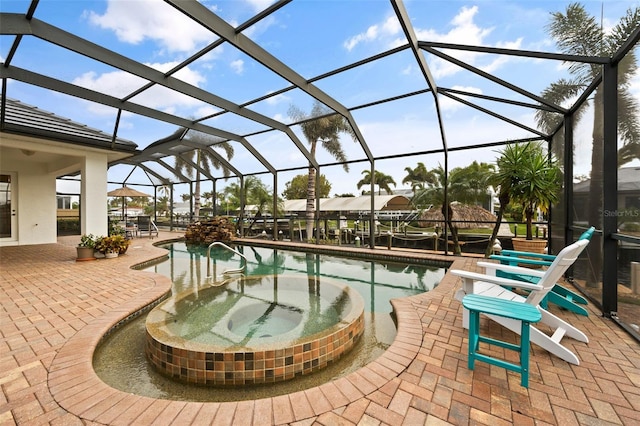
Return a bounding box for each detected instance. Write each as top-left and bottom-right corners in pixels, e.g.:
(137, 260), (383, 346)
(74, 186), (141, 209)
(1, 0), (637, 191)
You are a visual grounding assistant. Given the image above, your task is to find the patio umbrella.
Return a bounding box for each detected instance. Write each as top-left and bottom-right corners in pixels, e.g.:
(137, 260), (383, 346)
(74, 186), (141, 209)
(107, 186), (152, 219)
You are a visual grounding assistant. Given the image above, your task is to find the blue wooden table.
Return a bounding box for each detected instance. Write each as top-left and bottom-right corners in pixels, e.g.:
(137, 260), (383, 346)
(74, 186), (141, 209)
(462, 294), (542, 388)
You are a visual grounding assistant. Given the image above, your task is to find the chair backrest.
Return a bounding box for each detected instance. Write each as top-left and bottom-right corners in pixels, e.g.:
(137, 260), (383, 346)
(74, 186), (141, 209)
(578, 226), (595, 241)
(524, 239), (589, 306)
(138, 215), (150, 230)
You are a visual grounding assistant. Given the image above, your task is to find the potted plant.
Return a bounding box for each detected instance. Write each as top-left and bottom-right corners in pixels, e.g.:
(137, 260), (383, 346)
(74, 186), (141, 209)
(96, 235), (131, 258)
(76, 234), (98, 261)
(494, 141), (561, 253)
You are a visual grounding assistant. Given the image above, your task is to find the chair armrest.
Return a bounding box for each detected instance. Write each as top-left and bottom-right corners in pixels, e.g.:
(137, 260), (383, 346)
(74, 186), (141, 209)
(499, 249), (556, 261)
(477, 261), (546, 279)
(450, 269), (545, 293)
(489, 254), (552, 267)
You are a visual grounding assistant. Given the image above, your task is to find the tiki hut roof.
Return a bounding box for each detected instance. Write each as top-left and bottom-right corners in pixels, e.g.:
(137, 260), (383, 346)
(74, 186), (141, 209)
(420, 202), (496, 228)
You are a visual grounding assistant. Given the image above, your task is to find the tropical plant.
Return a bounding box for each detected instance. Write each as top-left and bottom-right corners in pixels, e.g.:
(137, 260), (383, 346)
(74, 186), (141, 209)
(357, 170), (396, 195)
(173, 128), (234, 219)
(108, 220), (126, 237)
(402, 162), (434, 193)
(223, 176), (282, 232)
(78, 234), (98, 248)
(536, 3), (640, 281)
(155, 196), (170, 217)
(201, 191), (214, 207)
(288, 101), (357, 241)
(537, 3), (640, 166)
(412, 165), (463, 255)
(451, 161), (495, 206)
(95, 235), (131, 255)
(282, 174), (331, 200)
(491, 142), (561, 243)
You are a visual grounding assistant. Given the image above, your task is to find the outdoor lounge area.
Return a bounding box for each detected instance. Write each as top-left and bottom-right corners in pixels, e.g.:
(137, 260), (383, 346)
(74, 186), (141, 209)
(1, 233), (639, 424)
(1, 0), (640, 424)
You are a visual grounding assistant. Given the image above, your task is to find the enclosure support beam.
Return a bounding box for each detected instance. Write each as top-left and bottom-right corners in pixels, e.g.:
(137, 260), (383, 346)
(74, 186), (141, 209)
(563, 114), (574, 251)
(602, 63), (618, 317)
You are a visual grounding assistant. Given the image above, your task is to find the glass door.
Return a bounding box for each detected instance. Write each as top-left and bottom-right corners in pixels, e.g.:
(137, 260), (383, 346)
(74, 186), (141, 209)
(0, 173), (16, 241)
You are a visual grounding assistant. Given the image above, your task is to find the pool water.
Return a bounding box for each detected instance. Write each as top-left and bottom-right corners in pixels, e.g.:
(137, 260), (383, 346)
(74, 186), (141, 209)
(93, 242), (446, 401)
(227, 302), (304, 338)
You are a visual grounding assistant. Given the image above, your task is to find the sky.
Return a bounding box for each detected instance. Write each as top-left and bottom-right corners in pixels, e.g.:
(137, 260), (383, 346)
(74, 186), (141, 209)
(1, 0), (639, 200)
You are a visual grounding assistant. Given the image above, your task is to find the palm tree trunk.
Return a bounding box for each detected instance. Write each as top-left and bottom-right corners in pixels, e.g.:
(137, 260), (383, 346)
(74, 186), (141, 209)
(194, 172), (201, 219)
(442, 203), (461, 255)
(525, 204), (534, 240)
(485, 196), (508, 257)
(305, 142), (318, 242)
(306, 166), (316, 242)
(586, 88), (604, 287)
(194, 150), (201, 219)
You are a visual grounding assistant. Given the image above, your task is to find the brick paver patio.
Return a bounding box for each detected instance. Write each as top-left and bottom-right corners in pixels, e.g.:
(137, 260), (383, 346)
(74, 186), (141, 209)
(1, 233), (639, 425)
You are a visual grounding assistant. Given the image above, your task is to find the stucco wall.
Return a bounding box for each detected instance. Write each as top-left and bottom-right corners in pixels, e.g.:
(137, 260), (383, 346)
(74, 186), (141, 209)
(0, 151), (57, 246)
(1, 133), (117, 247)
(19, 168), (58, 245)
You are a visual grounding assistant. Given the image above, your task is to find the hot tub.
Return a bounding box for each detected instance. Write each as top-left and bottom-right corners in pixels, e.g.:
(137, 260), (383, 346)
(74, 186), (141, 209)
(145, 275), (365, 386)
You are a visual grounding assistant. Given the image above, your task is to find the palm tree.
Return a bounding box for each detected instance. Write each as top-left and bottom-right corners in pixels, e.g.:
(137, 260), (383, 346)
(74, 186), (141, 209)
(174, 129), (234, 219)
(412, 165), (464, 255)
(402, 162), (434, 193)
(485, 142), (560, 254)
(223, 176), (281, 232)
(288, 101), (357, 241)
(536, 3), (640, 285)
(202, 191), (213, 208)
(356, 170), (397, 195)
(485, 143), (524, 257)
(452, 161), (495, 207)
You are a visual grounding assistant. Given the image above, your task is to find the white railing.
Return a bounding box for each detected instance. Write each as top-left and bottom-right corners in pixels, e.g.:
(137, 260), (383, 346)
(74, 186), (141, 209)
(206, 242), (246, 279)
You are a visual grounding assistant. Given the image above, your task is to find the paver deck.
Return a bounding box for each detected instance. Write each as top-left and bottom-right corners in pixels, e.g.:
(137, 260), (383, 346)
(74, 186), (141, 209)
(1, 232), (639, 425)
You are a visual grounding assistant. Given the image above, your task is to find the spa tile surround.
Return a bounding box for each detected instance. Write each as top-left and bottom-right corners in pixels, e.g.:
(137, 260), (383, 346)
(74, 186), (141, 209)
(146, 313), (364, 385)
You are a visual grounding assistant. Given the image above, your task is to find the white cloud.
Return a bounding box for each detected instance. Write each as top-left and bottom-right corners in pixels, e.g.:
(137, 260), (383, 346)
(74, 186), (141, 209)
(245, 0), (276, 13)
(439, 85), (483, 113)
(344, 5), (523, 80)
(264, 93), (290, 106)
(344, 24), (379, 51)
(147, 61), (207, 86)
(343, 15), (401, 51)
(85, 0), (214, 53)
(416, 6), (498, 79)
(230, 59), (245, 75)
(195, 105), (222, 118)
(72, 61), (208, 114)
(480, 38), (524, 74)
(73, 70), (146, 99)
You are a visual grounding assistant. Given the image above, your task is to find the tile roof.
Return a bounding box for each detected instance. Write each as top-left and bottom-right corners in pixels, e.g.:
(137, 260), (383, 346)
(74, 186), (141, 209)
(2, 98), (137, 152)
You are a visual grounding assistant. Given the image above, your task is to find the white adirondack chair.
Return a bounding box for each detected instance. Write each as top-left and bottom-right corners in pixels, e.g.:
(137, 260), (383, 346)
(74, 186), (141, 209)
(451, 239), (589, 365)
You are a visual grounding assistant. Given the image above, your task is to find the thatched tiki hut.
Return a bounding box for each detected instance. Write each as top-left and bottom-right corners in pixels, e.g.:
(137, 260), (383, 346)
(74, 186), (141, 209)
(419, 202), (496, 229)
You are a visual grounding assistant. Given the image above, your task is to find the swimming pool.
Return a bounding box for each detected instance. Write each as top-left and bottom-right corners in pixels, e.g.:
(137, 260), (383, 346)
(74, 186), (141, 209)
(93, 242), (446, 401)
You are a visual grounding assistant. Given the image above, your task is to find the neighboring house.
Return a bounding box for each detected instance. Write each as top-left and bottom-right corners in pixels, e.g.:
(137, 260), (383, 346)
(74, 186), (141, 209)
(0, 98), (137, 246)
(572, 166), (640, 225)
(172, 202), (192, 216)
(275, 195), (413, 217)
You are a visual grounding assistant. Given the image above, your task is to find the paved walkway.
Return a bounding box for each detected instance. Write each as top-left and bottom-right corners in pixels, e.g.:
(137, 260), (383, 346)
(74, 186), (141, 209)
(1, 233), (639, 425)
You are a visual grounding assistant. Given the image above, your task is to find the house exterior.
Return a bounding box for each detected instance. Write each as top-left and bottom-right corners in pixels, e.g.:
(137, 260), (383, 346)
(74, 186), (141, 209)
(572, 166), (640, 227)
(0, 99), (138, 246)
